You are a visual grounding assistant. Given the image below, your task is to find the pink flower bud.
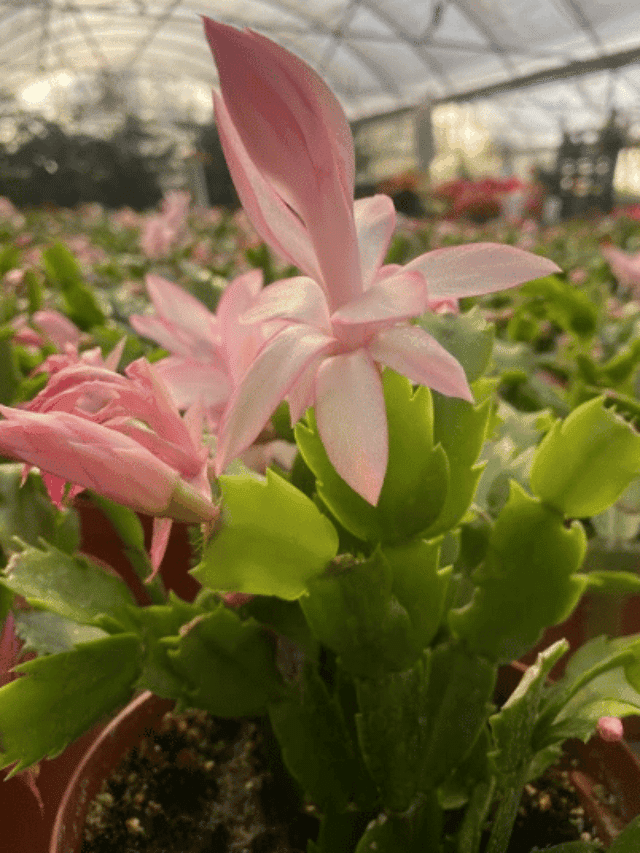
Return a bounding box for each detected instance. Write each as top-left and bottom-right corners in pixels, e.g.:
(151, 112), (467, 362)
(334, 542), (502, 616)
(597, 716), (624, 742)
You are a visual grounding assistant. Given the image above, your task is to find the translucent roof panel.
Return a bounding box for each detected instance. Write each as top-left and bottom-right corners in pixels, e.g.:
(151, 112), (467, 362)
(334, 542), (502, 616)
(1, 0), (640, 148)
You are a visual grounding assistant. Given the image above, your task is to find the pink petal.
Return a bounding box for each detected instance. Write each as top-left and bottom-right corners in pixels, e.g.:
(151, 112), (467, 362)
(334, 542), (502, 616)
(104, 417), (204, 479)
(331, 270), (426, 331)
(216, 270), (263, 332)
(124, 359), (196, 451)
(146, 275), (218, 343)
(216, 270), (277, 384)
(30, 381), (118, 416)
(148, 517), (173, 580)
(183, 399), (205, 448)
(0, 407), (180, 516)
(131, 275), (220, 360)
(288, 359), (322, 424)
(215, 324), (335, 475)
(601, 245), (640, 289)
(26, 365), (128, 413)
(354, 195), (397, 289)
(405, 243), (560, 300)
(41, 472), (70, 507)
(369, 326), (473, 401)
(32, 310), (81, 350)
(213, 92), (323, 282)
(104, 337), (127, 371)
(152, 356), (231, 414)
(241, 277), (331, 331)
(205, 22), (361, 309)
(129, 314), (203, 360)
(204, 20), (354, 219)
(241, 439), (297, 474)
(315, 351), (388, 505)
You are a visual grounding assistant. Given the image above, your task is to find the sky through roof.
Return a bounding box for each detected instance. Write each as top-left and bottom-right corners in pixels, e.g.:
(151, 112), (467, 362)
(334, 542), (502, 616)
(1, 0), (640, 150)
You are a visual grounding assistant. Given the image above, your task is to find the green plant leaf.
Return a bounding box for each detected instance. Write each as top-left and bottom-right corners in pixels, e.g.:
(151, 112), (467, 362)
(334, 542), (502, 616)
(301, 550), (418, 677)
(418, 307), (495, 384)
(534, 635), (640, 750)
(585, 569), (640, 594)
(42, 242), (106, 329)
(312, 812), (375, 853)
(129, 592), (208, 699)
(0, 464), (79, 561)
(0, 633), (141, 773)
(167, 604), (283, 716)
(429, 393), (491, 534)
(450, 483), (587, 661)
(193, 469), (338, 600)
(609, 815), (640, 853)
(530, 397), (640, 518)
(485, 641), (568, 853)
(419, 642), (496, 786)
(269, 664), (376, 812)
(353, 792), (442, 852)
(518, 275), (598, 340)
(491, 641), (569, 782)
(295, 371), (449, 544)
(355, 653), (430, 812)
(13, 609), (108, 655)
(0, 328), (19, 405)
(599, 338), (640, 386)
(1, 542), (137, 633)
(383, 538), (451, 650)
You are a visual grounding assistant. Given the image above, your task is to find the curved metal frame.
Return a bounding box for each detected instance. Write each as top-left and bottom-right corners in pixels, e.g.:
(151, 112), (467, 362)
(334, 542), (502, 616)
(1, 0), (640, 146)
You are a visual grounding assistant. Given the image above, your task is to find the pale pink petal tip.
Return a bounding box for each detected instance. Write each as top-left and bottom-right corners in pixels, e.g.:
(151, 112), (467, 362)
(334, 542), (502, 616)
(596, 716), (624, 742)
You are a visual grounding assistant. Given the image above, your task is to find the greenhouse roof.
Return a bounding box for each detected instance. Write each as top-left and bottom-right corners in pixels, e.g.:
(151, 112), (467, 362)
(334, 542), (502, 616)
(2, 0), (640, 149)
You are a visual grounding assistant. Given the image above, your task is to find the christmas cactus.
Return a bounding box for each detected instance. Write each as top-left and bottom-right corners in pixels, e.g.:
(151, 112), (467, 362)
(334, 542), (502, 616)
(1, 19), (640, 853)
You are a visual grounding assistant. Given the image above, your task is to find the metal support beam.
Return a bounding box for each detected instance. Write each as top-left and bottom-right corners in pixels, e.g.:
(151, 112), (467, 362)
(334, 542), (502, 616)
(442, 45), (640, 104)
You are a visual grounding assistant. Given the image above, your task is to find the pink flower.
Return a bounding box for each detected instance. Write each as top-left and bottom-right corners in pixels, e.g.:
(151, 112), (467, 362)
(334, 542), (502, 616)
(111, 207), (141, 229)
(63, 235), (106, 266)
(0, 196), (18, 220)
(601, 244), (640, 294)
(32, 310), (83, 350)
(597, 716), (624, 743)
(130, 271), (269, 429)
(203, 20), (561, 504)
(140, 191), (191, 259)
(33, 337), (126, 378)
(0, 359), (217, 573)
(11, 310), (83, 351)
(3, 268), (25, 288)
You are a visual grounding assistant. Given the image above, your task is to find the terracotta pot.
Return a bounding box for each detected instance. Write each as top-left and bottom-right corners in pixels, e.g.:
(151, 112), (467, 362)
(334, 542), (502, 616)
(0, 723), (103, 853)
(75, 498), (199, 604)
(50, 691), (173, 853)
(50, 671), (640, 853)
(0, 501), (194, 853)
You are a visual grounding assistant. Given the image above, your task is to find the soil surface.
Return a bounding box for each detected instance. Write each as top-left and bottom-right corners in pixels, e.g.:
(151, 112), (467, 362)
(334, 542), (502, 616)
(81, 708), (315, 853)
(81, 707), (607, 853)
(502, 767), (605, 852)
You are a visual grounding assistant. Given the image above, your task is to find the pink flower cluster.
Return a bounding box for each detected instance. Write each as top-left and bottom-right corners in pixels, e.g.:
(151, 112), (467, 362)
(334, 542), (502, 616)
(0, 20), (559, 565)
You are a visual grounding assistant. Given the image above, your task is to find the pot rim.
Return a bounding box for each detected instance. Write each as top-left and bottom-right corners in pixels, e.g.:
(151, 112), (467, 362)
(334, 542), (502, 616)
(50, 670), (640, 852)
(50, 690), (174, 853)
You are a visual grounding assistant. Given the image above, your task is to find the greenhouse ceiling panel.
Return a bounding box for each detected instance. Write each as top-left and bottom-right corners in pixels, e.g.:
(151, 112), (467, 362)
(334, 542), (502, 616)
(2, 0), (640, 147)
